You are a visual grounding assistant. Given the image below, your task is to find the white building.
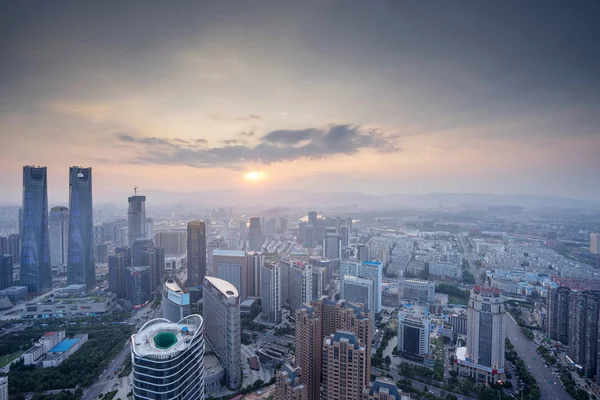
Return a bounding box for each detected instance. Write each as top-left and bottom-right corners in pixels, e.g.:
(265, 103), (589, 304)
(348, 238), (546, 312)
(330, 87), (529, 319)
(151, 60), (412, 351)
(398, 278), (435, 303)
(341, 276), (374, 312)
(429, 261), (462, 282)
(397, 307), (430, 357)
(261, 261), (281, 324)
(41, 334), (88, 368)
(340, 261), (382, 312)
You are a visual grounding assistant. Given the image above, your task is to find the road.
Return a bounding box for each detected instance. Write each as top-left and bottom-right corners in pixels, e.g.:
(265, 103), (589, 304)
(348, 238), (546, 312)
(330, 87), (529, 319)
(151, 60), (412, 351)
(457, 235), (481, 285)
(505, 314), (571, 400)
(83, 342), (131, 400)
(241, 344), (272, 386)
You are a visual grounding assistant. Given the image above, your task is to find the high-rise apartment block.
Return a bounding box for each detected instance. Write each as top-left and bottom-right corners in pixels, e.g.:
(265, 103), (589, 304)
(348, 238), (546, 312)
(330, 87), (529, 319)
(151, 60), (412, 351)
(203, 276), (241, 389)
(187, 220), (206, 286)
(0, 255), (13, 290)
(591, 233), (600, 255)
(213, 249), (248, 300)
(281, 259), (312, 312)
(247, 251), (263, 297)
(21, 166), (51, 295)
(322, 331), (369, 400)
(67, 167), (94, 290)
(131, 315), (205, 400)
(49, 206), (69, 274)
(568, 291), (600, 379)
(261, 261), (281, 323)
(398, 278), (435, 303)
(127, 195), (146, 246)
(276, 363), (308, 400)
(546, 286), (571, 344)
(154, 231), (187, 256)
(248, 217), (263, 251)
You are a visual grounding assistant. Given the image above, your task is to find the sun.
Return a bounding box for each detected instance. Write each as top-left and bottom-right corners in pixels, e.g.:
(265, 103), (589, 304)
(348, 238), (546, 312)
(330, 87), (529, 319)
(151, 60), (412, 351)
(244, 170), (263, 182)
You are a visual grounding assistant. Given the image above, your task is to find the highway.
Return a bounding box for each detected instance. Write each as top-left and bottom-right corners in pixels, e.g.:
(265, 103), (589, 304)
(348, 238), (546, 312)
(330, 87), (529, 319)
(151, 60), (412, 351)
(83, 341), (131, 400)
(505, 314), (571, 400)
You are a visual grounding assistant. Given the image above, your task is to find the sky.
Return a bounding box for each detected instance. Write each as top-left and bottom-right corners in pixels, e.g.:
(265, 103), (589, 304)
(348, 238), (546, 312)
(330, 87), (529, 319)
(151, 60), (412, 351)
(1, 0), (599, 204)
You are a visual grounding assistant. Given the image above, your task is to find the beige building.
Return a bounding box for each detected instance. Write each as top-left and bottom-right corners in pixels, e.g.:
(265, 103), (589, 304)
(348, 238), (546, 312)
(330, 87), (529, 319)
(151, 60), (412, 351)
(322, 331), (369, 400)
(363, 378), (410, 400)
(276, 363), (308, 400)
(591, 233), (600, 254)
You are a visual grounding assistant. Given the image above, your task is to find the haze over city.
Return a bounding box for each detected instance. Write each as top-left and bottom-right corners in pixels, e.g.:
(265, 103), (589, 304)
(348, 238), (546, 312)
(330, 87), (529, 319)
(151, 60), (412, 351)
(1, 1), (599, 204)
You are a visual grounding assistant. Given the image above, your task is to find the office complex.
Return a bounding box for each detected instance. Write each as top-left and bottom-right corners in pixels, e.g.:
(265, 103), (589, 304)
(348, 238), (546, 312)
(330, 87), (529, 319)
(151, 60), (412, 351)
(341, 276), (373, 311)
(282, 259), (312, 312)
(323, 234), (342, 259)
(0, 255), (12, 290)
(248, 217), (263, 251)
(67, 167), (94, 289)
(49, 206), (69, 274)
(546, 286), (571, 344)
(397, 306), (430, 357)
(20, 166), (51, 295)
(340, 261), (382, 312)
(187, 220), (206, 286)
(460, 286), (505, 383)
(108, 254), (127, 298)
(339, 225), (349, 250)
(247, 251), (263, 297)
(213, 249), (248, 299)
(203, 276), (241, 389)
(0, 237), (6, 257)
(261, 261), (281, 323)
(303, 224), (314, 248)
(154, 231), (187, 256)
(276, 363), (308, 400)
(322, 331), (369, 400)
(568, 291), (600, 379)
(126, 266), (151, 309)
(127, 195), (146, 246)
(131, 315), (205, 400)
(162, 278), (190, 323)
(398, 278), (435, 303)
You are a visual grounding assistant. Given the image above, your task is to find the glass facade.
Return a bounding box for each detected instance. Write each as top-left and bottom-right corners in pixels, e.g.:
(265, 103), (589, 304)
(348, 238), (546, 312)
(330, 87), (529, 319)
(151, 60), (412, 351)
(20, 166), (51, 295)
(67, 167), (95, 289)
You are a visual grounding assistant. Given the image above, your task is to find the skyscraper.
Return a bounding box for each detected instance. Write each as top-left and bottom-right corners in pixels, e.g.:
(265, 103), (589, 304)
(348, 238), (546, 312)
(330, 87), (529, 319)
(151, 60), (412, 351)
(0, 237), (7, 256)
(303, 224), (314, 248)
(131, 315), (205, 400)
(276, 363), (308, 400)
(108, 253), (126, 298)
(307, 211), (317, 227)
(162, 278), (191, 323)
(340, 276), (373, 312)
(339, 225), (349, 250)
(340, 261), (383, 313)
(126, 266), (151, 308)
(148, 245), (165, 291)
(20, 166), (51, 295)
(322, 331), (369, 400)
(0, 255), (13, 290)
(67, 167), (95, 289)
(295, 305), (322, 400)
(546, 286), (571, 344)
(49, 206), (69, 274)
(356, 244), (370, 263)
(248, 217), (263, 251)
(247, 251), (263, 297)
(7, 235), (20, 266)
(132, 239), (154, 267)
(213, 249), (248, 299)
(323, 234), (342, 259)
(568, 290), (600, 379)
(261, 261), (281, 323)
(187, 220), (206, 286)
(397, 307), (431, 357)
(127, 195), (146, 246)
(203, 276), (241, 390)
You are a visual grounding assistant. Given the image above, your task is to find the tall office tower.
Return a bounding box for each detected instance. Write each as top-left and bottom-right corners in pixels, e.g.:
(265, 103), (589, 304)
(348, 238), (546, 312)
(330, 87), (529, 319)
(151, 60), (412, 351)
(247, 251), (263, 297)
(322, 331), (369, 400)
(261, 261), (281, 323)
(0, 255), (13, 290)
(288, 260), (312, 313)
(344, 217), (353, 233)
(127, 195), (146, 246)
(154, 231), (187, 256)
(323, 234), (342, 259)
(311, 267), (325, 299)
(248, 217), (263, 251)
(203, 277), (241, 389)
(0, 236), (7, 256)
(397, 307), (431, 357)
(303, 225), (314, 248)
(20, 166), (51, 295)
(238, 220), (248, 237)
(131, 315), (205, 400)
(187, 220), (206, 286)
(363, 378), (407, 400)
(207, 237), (227, 272)
(18, 208), (23, 236)
(162, 278), (191, 323)
(591, 233), (600, 254)
(298, 222), (306, 244)
(314, 220), (326, 245)
(213, 249), (249, 299)
(568, 290), (600, 378)
(341, 276), (374, 311)
(67, 166), (94, 289)
(339, 225), (349, 249)
(276, 363), (308, 400)
(307, 211), (317, 228)
(108, 254), (126, 298)
(398, 278), (435, 303)
(295, 305), (322, 400)
(8, 234), (20, 266)
(356, 244), (370, 263)
(463, 286), (505, 383)
(93, 225), (103, 244)
(115, 246), (132, 268)
(148, 246), (165, 291)
(49, 206), (69, 274)
(340, 261), (383, 313)
(546, 286), (571, 344)
(145, 218), (153, 240)
(279, 217), (288, 235)
(265, 218), (276, 237)
(132, 239), (153, 266)
(101, 222), (117, 243)
(126, 266), (152, 308)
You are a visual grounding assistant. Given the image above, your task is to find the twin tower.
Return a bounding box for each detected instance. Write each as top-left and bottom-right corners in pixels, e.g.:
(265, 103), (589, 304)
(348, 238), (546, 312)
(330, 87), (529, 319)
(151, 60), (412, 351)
(21, 166), (94, 295)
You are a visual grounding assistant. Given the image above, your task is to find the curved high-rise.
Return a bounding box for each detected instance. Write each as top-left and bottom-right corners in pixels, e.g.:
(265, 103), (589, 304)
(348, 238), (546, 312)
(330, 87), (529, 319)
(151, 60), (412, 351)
(132, 315), (205, 400)
(67, 167), (95, 289)
(20, 166), (51, 295)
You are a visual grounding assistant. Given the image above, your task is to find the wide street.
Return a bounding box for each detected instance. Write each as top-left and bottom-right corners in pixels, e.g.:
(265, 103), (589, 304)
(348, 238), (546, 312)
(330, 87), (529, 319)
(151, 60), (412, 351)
(505, 314), (571, 400)
(83, 341), (131, 400)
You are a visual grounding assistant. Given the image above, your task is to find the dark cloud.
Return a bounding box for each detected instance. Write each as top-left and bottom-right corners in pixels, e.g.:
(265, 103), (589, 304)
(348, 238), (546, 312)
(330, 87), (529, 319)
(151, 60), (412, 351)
(117, 133), (136, 143)
(116, 124), (400, 169)
(236, 114), (262, 121)
(240, 131), (255, 137)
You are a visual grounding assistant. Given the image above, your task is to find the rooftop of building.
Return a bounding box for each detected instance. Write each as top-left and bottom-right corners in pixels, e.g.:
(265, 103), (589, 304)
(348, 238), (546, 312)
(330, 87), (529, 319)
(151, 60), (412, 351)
(164, 279), (185, 294)
(0, 286), (28, 294)
(213, 249), (245, 257)
(240, 298), (257, 307)
(398, 277), (435, 285)
(132, 316), (202, 358)
(368, 378), (400, 397)
(203, 276), (239, 301)
(329, 331), (361, 349)
(398, 301), (429, 320)
(49, 338), (80, 353)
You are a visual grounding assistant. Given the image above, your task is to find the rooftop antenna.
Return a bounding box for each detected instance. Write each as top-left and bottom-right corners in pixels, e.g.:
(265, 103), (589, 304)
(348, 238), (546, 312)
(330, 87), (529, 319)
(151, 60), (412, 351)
(134, 185), (139, 196)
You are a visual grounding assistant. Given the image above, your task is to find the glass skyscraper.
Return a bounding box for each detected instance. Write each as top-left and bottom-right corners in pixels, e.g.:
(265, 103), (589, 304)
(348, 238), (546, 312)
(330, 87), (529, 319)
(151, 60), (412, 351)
(20, 166), (51, 295)
(67, 167), (95, 289)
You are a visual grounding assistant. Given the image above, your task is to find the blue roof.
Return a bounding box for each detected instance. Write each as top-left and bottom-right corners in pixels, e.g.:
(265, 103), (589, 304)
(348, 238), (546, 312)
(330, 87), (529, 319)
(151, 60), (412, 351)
(49, 338), (79, 353)
(332, 331), (359, 349)
(369, 379), (400, 397)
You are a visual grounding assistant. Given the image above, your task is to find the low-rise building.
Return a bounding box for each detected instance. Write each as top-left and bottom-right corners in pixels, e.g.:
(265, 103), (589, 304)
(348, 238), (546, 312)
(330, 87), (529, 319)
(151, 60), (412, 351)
(240, 298), (259, 317)
(0, 286), (28, 303)
(398, 278), (435, 303)
(363, 378), (410, 400)
(41, 334), (88, 367)
(21, 291), (116, 318)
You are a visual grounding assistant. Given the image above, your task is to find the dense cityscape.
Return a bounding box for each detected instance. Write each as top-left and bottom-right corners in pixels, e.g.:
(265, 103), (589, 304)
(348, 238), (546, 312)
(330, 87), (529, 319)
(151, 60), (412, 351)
(0, 165), (599, 400)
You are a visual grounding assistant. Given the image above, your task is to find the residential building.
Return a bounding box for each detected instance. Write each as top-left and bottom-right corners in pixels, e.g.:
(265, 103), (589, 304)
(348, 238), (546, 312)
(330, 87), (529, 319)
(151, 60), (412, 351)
(568, 290), (600, 379)
(295, 305), (322, 400)
(322, 331), (369, 400)
(248, 217), (263, 251)
(162, 278), (190, 323)
(0, 255), (12, 290)
(247, 251), (263, 297)
(49, 206), (69, 274)
(429, 261), (462, 282)
(288, 259), (312, 312)
(126, 266), (151, 309)
(276, 363), (308, 400)
(131, 315), (205, 400)
(127, 195), (146, 246)
(363, 378), (410, 400)
(203, 276), (241, 389)
(20, 165), (51, 295)
(187, 220), (206, 286)
(213, 249), (248, 299)
(546, 286), (571, 344)
(261, 261), (281, 323)
(398, 278), (435, 303)
(591, 233), (600, 255)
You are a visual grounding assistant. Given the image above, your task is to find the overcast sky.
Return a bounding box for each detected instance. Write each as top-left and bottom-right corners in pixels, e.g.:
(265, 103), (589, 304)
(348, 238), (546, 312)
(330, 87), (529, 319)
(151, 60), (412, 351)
(1, 0), (599, 204)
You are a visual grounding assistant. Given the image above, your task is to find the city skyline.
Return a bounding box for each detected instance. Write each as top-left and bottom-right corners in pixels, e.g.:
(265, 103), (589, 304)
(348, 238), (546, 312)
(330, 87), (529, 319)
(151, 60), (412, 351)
(1, 1), (599, 202)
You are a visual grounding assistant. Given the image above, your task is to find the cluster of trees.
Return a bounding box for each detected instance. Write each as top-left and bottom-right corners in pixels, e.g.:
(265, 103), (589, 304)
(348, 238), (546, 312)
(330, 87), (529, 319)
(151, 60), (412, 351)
(536, 346), (556, 365)
(7, 325), (133, 396)
(273, 326), (294, 337)
(151, 293), (162, 309)
(505, 338), (540, 400)
(240, 317), (267, 333)
(372, 326), (396, 369)
(435, 284), (471, 305)
(560, 370), (590, 400)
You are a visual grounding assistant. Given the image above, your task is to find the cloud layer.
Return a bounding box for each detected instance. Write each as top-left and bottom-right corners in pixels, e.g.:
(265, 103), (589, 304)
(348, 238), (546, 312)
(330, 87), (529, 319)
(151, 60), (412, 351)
(117, 124), (400, 169)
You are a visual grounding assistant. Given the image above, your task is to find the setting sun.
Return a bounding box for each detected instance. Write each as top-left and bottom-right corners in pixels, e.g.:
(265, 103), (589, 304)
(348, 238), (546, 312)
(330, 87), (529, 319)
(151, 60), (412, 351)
(244, 170), (264, 182)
